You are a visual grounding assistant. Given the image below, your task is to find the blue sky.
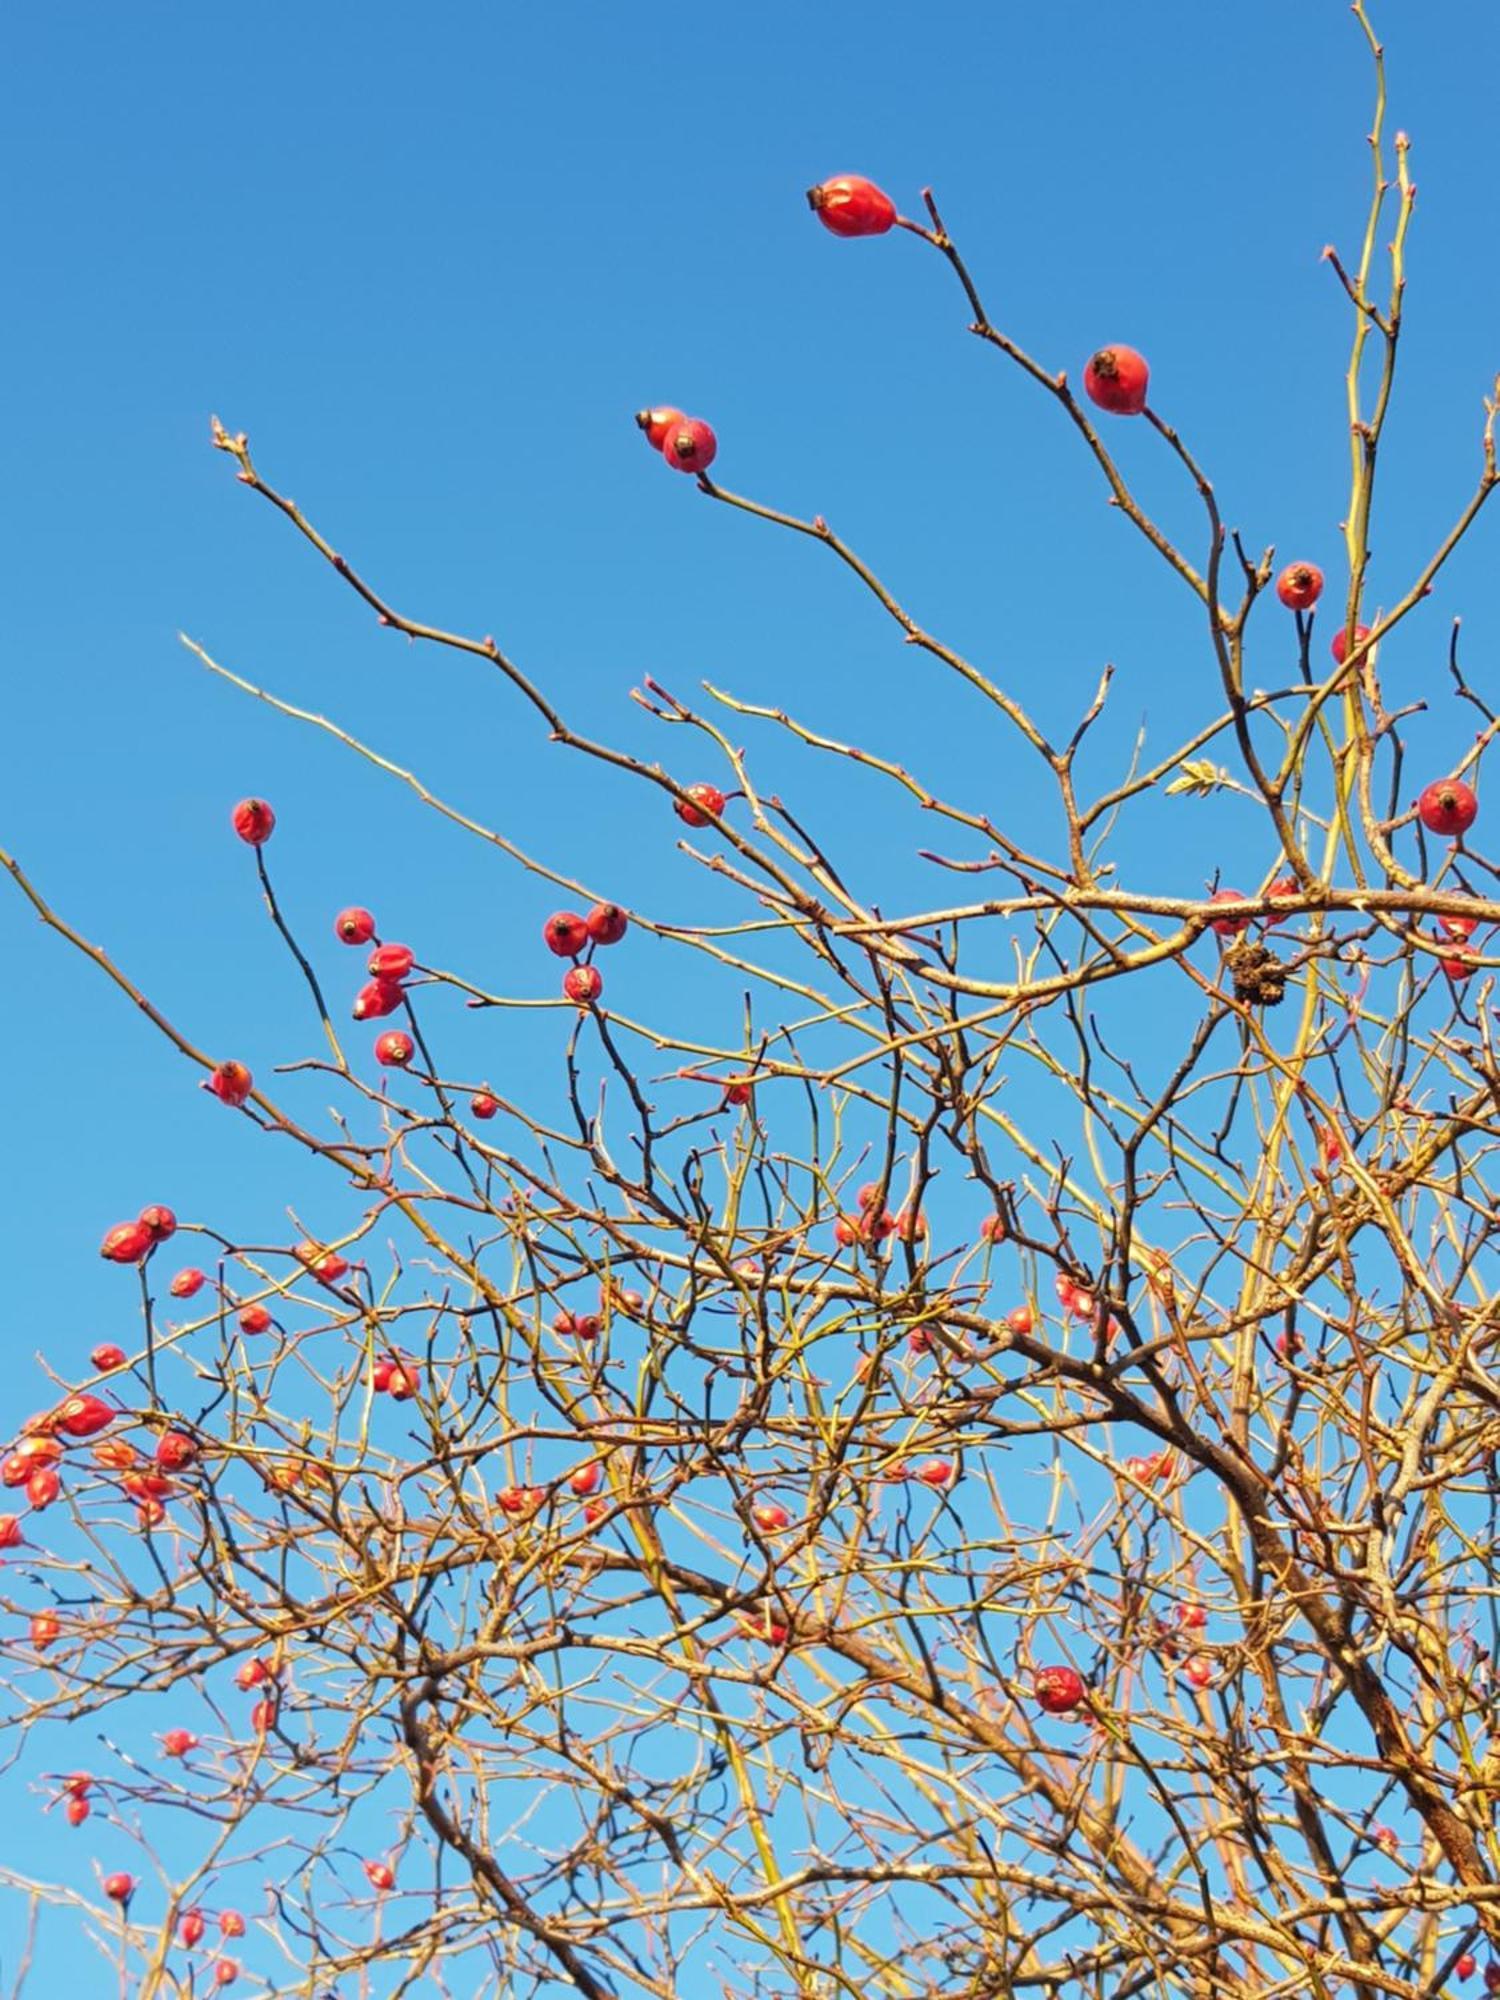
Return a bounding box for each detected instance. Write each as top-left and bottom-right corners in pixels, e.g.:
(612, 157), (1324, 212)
(4, 2), (1500, 1989)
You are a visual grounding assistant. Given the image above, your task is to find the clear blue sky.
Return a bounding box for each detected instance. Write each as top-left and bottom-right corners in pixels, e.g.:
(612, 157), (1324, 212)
(3, 2), (1500, 1989)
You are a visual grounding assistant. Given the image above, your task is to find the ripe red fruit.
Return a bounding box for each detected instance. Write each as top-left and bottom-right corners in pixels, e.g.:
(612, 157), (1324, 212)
(296, 1241), (349, 1283)
(26, 1465), (60, 1509)
(386, 1361), (419, 1401)
(92, 1439), (136, 1471)
(1183, 1655), (1214, 1690)
(915, 1457), (956, 1490)
(161, 1728), (198, 1757)
(335, 906), (377, 945)
(180, 1910), (206, 1948)
(238, 1304), (273, 1336)
(90, 1343), (126, 1373)
(30, 1610), (60, 1649)
(1438, 905), (1480, 941)
(751, 1501), (793, 1532)
(806, 174), (898, 238)
(214, 1961), (239, 1989)
(231, 797), (275, 845)
(543, 911), (589, 958)
(249, 1699), (277, 1732)
(1275, 562), (1324, 610)
(103, 1872), (135, 1904)
(661, 418), (717, 475)
(65, 1794), (89, 1826)
(1330, 622), (1371, 664)
(123, 1469), (175, 1503)
(363, 1859), (396, 1892)
(978, 1212), (1008, 1243)
(63, 1773), (91, 1796)
(470, 1091), (499, 1120)
(234, 1658), (272, 1691)
(675, 782), (727, 828)
(352, 978), (405, 1021)
(137, 1497), (167, 1530)
(207, 1060), (253, 1107)
(563, 965), (603, 1004)
(56, 1395), (113, 1439)
(1083, 345), (1149, 415)
(1209, 889), (1250, 937)
(635, 406), (685, 450)
(156, 1433), (198, 1472)
(1177, 1602), (1208, 1630)
(1005, 1305), (1036, 1336)
(1418, 778), (1479, 838)
(374, 1030), (415, 1067)
(1441, 940), (1478, 983)
(100, 1220), (153, 1265)
(583, 1498), (608, 1528)
(569, 1462), (602, 1497)
(723, 1080), (754, 1107)
(170, 1267), (207, 1299)
(219, 1911), (246, 1939)
(367, 942), (414, 982)
(1456, 1954), (1476, 1980)
(138, 1204), (177, 1243)
(907, 1324), (934, 1354)
(586, 901), (629, 946)
(1034, 1664), (1087, 1714)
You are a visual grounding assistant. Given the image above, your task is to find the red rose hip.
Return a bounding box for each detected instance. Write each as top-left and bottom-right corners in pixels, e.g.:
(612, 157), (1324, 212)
(635, 406), (684, 450)
(367, 942), (414, 982)
(662, 418), (717, 475)
(674, 783), (726, 828)
(1275, 562), (1324, 610)
(542, 911), (589, 958)
(353, 978), (405, 1021)
(806, 174), (897, 238)
(206, 1060), (253, 1107)
(100, 1220), (153, 1265)
(1331, 623), (1371, 664)
(1418, 778), (1478, 838)
(1083, 345), (1149, 415)
(231, 798), (275, 845)
(1034, 1664), (1087, 1714)
(374, 1030), (415, 1067)
(563, 965), (603, 1004)
(586, 901), (629, 946)
(335, 906), (377, 945)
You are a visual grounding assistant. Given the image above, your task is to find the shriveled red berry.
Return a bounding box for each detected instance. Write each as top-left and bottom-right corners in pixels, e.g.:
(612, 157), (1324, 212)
(635, 406), (684, 450)
(26, 1465), (60, 1509)
(470, 1091), (499, 1120)
(0, 1513), (26, 1550)
(675, 783), (726, 828)
(206, 1060), (253, 1107)
(806, 174), (897, 238)
(231, 798), (275, 845)
(100, 1220), (153, 1264)
(335, 906), (377, 944)
(1275, 562), (1324, 610)
(170, 1267), (206, 1299)
(90, 1343), (126, 1373)
(586, 902), (629, 946)
(56, 1395), (113, 1439)
(563, 965), (603, 1004)
(1034, 1664), (1087, 1714)
(1083, 345), (1149, 415)
(1330, 623), (1371, 664)
(352, 978), (405, 1021)
(1418, 778), (1478, 838)
(543, 911), (589, 958)
(367, 942), (414, 981)
(662, 418), (717, 475)
(1209, 889), (1250, 938)
(374, 1030), (415, 1067)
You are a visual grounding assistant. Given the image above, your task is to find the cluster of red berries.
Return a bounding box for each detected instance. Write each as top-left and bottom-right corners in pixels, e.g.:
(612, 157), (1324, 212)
(99, 1201), (177, 1267)
(371, 1352), (420, 1402)
(333, 903), (422, 1065)
(833, 1179), (926, 1249)
(636, 405), (717, 476)
(542, 899), (627, 1005)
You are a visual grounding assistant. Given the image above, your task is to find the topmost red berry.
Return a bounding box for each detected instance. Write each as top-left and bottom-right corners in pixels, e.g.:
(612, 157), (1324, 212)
(806, 175), (897, 238)
(661, 419), (717, 476)
(335, 907), (377, 945)
(635, 407), (684, 451)
(232, 798), (275, 846)
(1083, 346), (1150, 416)
(1275, 562), (1324, 611)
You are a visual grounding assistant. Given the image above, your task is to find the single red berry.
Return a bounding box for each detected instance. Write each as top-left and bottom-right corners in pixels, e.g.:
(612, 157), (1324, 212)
(543, 911), (589, 958)
(1183, 1654), (1214, 1690)
(893, 1207), (927, 1242)
(979, 1212), (1008, 1243)
(1275, 562), (1324, 610)
(335, 905), (377, 944)
(1005, 1305), (1036, 1336)
(498, 1484), (541, 1517)
(1083, 345), (1149, 416)
(1177, 1602), (1208, 1630)
(233, 1658), (272, 1691)
(1034, 1664), (1087, 1714)
(470, 1091), (499, 1120)
(214, 1960), (239, 1988)
(915, 1458), (956, 1490)
(723, 1080), (753, 1106)
(1438, 903), (1480, 941)
(352, 978), (405, 1021)
(155, 1432), (198, 1472)
(374, 1029), (415, 1067)
(136, 1495), (167, 1530)
(161, 1728), (198, 1757)
(635, 406), (684, 450)
(180, 1910), (206, 1947)
(219, 1910), (246, 1938)
(583, 1497), (608, 1527)
(367, 942), (414, 982)
(1418, 778), (1478, 839)
(295, 1241), (349, 1283)
(586, 901), (629, 946)
(90, 1343), (127, 1374)
(563, 965), (603, 1004)
(26, 1465), (60, 1509)
(854, 1181), (884, 1211)
(1330, 622), (1371, 664)
(1441, 940), (1477, 982)
(674, 782), (727, 828)
(138, 1204), (177, 1243)
(30, 1610), (60, 1649)
(92, 1439), (136, 1470)
(100, 1220), (153, 1265)
(363, 1859), (396, 1892)
(56, 1395), (113, 1439)
(806, 174), (897, 237)
(1209, 889), (1250, 938)
(65, 1794), (89, 1826)
(569, 1462), (602, 1497)
(206, 1060), (253, 1107)
(751, 1501), (793, 1532)
(103, 1871), (135, 1904)
(662, 418), (717, 475)
(238, 1304), (273, 1336)
(170, 1267), (207, 1299)
(249, 1699), (277, 1732)
(1455, 1954), (1476, 1980)
(907, 1324), (935, 1354)
(1262, 876), (1300, 929)
(231, 797), (275, 846)
(386, 1362), (419, 1401)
